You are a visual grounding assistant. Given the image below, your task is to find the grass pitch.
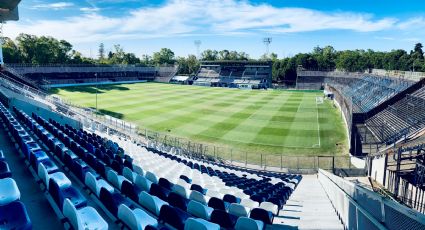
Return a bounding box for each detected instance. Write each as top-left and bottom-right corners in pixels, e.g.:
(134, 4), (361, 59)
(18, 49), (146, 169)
(51, 83), (348, 156)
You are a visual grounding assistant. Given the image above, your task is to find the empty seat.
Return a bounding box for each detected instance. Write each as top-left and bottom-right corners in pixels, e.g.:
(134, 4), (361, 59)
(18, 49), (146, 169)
(118, 204), (158, 230)
(38, 163), (71, 190)
(159, 178), (174, 190)
(259, 201), (279, 215)
(229, 203), (250, 217)
(0, 178), (20, 205)
(184, 218), (220, 230)
(99, 187), (133, 217)
(121, 180), (142, 202)
(159, 205), (191, 230)
(210, 209), (238, 228)
(0, 201), (32, 230)
(250, 208), (273, 225)
(85, 172), (114, 197)
(145, 171), (158, 184)
(0, 161), (12, 179)
(135, 175), (152, 192)
(167, 192), (190, 211)
(63, 198), (108, 230)
(107, 169), (129, 190)
(179, 175), (192, 184)
(133, 165), (145, 176)
(240, 199), (259, 209)
(150, 183), (171, 201)
(191, 184), (207, 194)
(49, 179), (87, 211)
(123, 167), (138, 182)
(235, 216), (264, 230)
(187, 200), (214, 221)
(208, 197), (228, 211)
(139, 191), (168, 216)
(189, 190), (209, 205)
(172, 184), (190, 199)
(223, 194), (241, 204)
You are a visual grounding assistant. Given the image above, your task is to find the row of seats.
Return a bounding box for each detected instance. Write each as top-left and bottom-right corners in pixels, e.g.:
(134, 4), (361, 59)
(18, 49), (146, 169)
(28, 111), (261, 230)
(0, 106), (32, 230)
(43, 115), (270, 229)
(3, 105), (109, 230)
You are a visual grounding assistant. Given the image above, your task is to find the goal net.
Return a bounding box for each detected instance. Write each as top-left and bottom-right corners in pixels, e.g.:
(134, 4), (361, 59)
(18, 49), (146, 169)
(316, 97), (324, 104)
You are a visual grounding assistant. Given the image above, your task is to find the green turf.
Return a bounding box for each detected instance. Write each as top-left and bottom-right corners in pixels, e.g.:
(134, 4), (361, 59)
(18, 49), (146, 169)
(51, 83), (348, 156)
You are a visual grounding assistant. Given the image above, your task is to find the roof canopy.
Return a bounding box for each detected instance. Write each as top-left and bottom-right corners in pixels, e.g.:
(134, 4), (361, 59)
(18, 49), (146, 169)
(0, 0), (21, 21)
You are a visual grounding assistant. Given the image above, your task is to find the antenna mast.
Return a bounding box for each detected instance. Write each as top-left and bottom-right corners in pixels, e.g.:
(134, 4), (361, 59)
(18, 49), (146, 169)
(263, 37), (272, 58)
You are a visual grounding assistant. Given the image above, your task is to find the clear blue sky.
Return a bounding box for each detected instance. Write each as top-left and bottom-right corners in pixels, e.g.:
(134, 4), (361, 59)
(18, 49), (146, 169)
(5, 0), (425, 58)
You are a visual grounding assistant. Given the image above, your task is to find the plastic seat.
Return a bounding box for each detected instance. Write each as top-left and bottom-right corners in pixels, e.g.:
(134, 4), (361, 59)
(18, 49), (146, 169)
(229, 203), (250, 217)
(145, 171), (159, 184)
(49, 179), (87, 211)
(63, 198), (108, 230)
(139, 191), (168, 216)
(0, 161), (11, 179)
(167, 192), (190, 211)
(29, 150), (49, 170)
(172, 184), (190, 199)
(184, 218), (220, 230)
(107, 169), (129, 190)
(135, 175), (153, 192)
(191, 184), (207, 195)
(85, 172), (114, 197)
(189, 190), (209, 205)
(38, 163), (72, 190)
(73, 159), (99, 182)
(159, 205), (191, 230)
(235, 216), (264, 230)
(240, 199), (259, 209)
(223, 194), (241, 204)
(150, 183), (171, 201)
(249, 208), (273, 225)
(259, 202), (279, 215)
(210, 209), (238, 228)
(208, 197), (229, 211)
(0, 178), (20, 205)
(187, 200), (214, 220)
(118, 204), (158, 230)
(123, 167), (138, 182)
(133, 165), (145, 176)
(159, 178), (174, 190)
(121, 180), (142, 202)
(99, 187), (133, 217)
(206, 190), (224, 199)
(0, 201), (32, 230)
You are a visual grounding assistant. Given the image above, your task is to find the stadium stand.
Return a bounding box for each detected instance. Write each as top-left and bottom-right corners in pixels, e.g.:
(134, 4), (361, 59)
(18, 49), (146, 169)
(193, 61), (272, 89)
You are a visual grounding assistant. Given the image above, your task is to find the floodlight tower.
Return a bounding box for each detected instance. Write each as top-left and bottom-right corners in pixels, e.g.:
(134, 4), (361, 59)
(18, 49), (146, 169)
(194, 40), (202, 59)
(263, 37), (272, 58)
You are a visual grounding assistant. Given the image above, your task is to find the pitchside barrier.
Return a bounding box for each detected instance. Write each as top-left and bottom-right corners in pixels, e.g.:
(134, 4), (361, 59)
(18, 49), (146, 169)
(318, 169), (425, 230)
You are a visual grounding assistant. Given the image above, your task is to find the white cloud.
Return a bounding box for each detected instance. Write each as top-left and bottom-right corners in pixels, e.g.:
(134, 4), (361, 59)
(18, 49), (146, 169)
(31, 2), (74, 10)
(397, 17), (425, 30)
(4, 0), (410, 44)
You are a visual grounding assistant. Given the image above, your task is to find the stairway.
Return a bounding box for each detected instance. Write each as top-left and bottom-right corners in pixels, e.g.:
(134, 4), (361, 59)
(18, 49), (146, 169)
(273, 175), (344, 230)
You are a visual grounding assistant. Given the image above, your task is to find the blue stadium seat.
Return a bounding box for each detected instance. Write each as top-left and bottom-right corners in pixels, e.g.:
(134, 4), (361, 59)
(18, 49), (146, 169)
(118, 204), (158, 230)
(235, 216), (264, 230)
(49, 178), (87, 211)
(159, 205), (191, 230)
(208, 197), (229, 211)
(187, 200), (214, 221)
(99, 187), (133, 217)
(184, 218), (220, 230)
(63, 198), (108, 230)
(150, 183), (171, 201)
(249, 208), (273, 225)
(0, 178), (20, 205)
(0, 161), (12, 179)
(167, 192), (190, 211)
(121, 180), (142, 202)
(0, 201), (32, 230)
(210, 209), (238, 228)
(223, 194), (241, 204)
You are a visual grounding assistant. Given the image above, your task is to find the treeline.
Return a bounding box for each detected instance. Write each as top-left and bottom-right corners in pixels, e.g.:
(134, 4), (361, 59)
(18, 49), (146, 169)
(3, 33), (425, 84)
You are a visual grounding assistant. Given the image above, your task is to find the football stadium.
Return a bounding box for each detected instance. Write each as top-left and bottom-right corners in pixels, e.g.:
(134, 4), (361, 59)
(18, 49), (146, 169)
(0, 0), (425, 229)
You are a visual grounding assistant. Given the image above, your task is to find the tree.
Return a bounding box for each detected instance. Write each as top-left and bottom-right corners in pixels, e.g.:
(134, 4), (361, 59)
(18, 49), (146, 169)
(176, 55), (200, 75)
(2, 37), (22, 63)
(201, 49), (218, 61)
(152, 48), (175, 65)
(98, 43), (105, 60)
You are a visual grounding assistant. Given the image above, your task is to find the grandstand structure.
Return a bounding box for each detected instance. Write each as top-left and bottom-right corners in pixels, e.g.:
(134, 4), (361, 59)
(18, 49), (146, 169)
(193, 61), (272, 89)
(3, 64), (178, 89)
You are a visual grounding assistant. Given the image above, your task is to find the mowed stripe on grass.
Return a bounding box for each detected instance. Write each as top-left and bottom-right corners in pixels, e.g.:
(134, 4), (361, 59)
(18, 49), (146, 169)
(51, 83), (348, 156)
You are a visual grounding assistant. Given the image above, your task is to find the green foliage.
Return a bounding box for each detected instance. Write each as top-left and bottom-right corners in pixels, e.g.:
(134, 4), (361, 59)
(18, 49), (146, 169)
(152, 48), (175, 65)
(176, 55), (199, 75)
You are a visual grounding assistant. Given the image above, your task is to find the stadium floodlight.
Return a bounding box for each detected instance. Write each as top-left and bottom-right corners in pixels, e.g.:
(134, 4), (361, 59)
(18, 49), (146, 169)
(263, 37), (272, 58)
(194, 40), (202, 59)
